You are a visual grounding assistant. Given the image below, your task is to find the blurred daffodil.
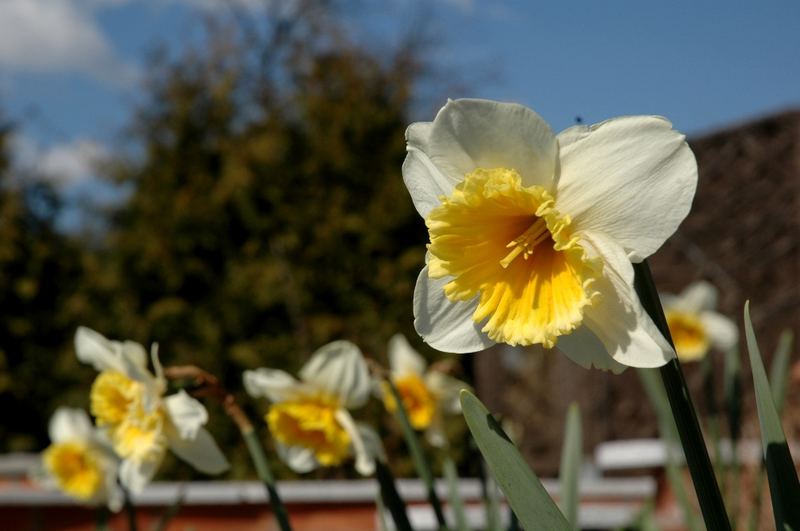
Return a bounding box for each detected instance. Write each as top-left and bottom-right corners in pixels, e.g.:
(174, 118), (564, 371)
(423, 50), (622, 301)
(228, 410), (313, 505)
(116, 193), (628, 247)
(381, 334), (468, 447)
(38, 407), (122, 510)
(244, 340), (381, 475)
(662, 281), (738, 362)
(403, 99), (697, 369)
(75, 327), (229, 493)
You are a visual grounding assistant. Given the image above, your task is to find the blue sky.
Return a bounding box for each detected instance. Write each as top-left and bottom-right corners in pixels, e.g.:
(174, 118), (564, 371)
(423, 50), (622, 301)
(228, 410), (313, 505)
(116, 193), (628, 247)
(1, 0), (798, 195)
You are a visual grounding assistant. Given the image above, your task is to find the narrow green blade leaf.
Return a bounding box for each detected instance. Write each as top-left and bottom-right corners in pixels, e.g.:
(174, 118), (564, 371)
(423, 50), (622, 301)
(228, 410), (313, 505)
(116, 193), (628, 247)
(559, 403), (582, 529)
(375, 460), (415, 531)
(385, 378), (448, 530)
(460, 390), (570, 531)
(481, 463), (502, 531)
(749, 328), (794, 531)
(769, 330), (794, 415)
(151, 486), (184, 531)
(637, 369), (703, 531)
(442, 454), (471, 531)
(743, 301), (800, 530)
(722, 345), (743, 527)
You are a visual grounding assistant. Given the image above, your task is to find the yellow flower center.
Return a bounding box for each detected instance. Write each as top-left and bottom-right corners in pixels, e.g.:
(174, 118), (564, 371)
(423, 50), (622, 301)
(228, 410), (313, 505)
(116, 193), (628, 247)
(43, 441), (103, 501)
(382, 374), (437, 430)
(90, 370), (167, 461)
(267, 395), (351, 467)
(91, 371), (139, 426)
(666, 310), (709, 362)
(426, 167), (601, 347)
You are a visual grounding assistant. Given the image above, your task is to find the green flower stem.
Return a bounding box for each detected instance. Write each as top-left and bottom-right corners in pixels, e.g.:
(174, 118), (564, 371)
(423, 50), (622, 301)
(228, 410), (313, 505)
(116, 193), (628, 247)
(162, 365), (292, 531)
(94, 506), (109, 531)
(633, 261), (731, 531)
(385, 378), (449, 530)
(637, 368), (702, 531)
(121, 485), (138, 531)
(242, 426), (293, 531)
(375, 459), (414, 531)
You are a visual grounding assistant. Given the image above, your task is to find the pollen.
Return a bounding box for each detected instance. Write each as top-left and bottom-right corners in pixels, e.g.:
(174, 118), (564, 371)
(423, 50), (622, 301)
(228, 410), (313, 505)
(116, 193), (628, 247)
(426, 167), (601, 348)
(43, 441), (103, 501)
(382, 373), (437, 429)
(665, 311), (709, 362)
(267, 395), (351, 467)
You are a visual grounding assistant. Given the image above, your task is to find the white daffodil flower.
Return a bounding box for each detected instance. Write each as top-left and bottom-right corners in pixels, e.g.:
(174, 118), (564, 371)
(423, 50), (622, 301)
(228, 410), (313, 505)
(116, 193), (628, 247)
(75, 327), (229, 493)
(381, 334), (469, 448)
(661, 281), (738, 362)
(403, 98), (698, 370)
(243, 340), (381, 476)
(37, 407), (122, 510)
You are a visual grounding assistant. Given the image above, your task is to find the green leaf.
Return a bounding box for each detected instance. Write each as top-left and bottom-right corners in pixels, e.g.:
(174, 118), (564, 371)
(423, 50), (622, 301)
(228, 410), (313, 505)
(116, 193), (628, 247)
(151, 486), (185, 531)
(385, 378), (448, 530)
(460, 390), (570, 531)
(559, 403), (582, 529)
(375, 460), (415, 531)
(442, 454), (471, 531)
(637, 369), (703, 531)
(242, 427), (293, 531)
(722, 345), (743, 527)
(749, 329), (795, 531)
(770, 330), (794, 415)
(743, 301), (800, 530)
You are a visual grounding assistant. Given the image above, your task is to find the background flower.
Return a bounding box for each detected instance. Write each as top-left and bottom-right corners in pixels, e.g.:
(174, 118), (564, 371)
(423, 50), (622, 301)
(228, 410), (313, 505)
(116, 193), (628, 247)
(75, 327), (229, 492)
(244, 340), (381, 476)
(403, 99), (697, 369)
(661, 281), (738, 362)
(382, 334), (468, 447)
(35, 407), (122, 510)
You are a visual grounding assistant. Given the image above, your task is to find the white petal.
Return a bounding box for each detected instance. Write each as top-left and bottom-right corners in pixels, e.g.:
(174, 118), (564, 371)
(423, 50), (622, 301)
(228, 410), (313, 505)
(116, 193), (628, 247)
(164, 390), (208, 440)
(425, 371), (469, 413)
(357, 423), (386, 464)
(424, 416), (447, 448)
(701, 311), (739, 351)
(556, 116), (697, 261)
(299, 341), (371, 409)
(74, 326), (128, 373)
(276, 442), (318, 473)
(425, 99), (558, 190)
(403, 122), (460, 218)
(167, 426), (229, 475)
(580, 232), (675, 367)
(243, 368), (306, 403)
(49, 407), (93, 443)
(74, 327), (151, 382)
(413, 266), (496, 354)
(556, 326), (627, 374)
(388, 334), (427, 377)
(119, 454), (162, 493)
(335, 410), (376, 476)
(676, 281), (719, 313)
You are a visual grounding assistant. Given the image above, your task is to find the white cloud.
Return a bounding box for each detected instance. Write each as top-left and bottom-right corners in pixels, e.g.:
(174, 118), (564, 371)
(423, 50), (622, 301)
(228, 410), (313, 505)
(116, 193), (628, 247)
(10, 135), (108, 188)
(0, 0), (137, 86)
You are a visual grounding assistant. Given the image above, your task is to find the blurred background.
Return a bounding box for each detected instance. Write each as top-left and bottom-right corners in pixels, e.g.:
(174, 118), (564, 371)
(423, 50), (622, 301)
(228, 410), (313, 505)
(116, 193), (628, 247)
(1, 0), (798, 498)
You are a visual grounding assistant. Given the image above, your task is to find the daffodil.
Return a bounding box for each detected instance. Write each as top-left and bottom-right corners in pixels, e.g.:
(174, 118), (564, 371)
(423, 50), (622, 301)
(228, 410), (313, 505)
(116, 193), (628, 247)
(75, 327), (229, 492)
(244, 340), (381, 475)
(661, 281), (738, 362)
(381, 334), (468, 447)
(37, 407), (122, 510)
(403, 99), (697, 369)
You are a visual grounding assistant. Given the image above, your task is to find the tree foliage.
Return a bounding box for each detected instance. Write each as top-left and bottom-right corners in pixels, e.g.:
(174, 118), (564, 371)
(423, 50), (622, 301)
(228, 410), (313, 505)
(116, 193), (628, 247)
(2, 3), (436, 476)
